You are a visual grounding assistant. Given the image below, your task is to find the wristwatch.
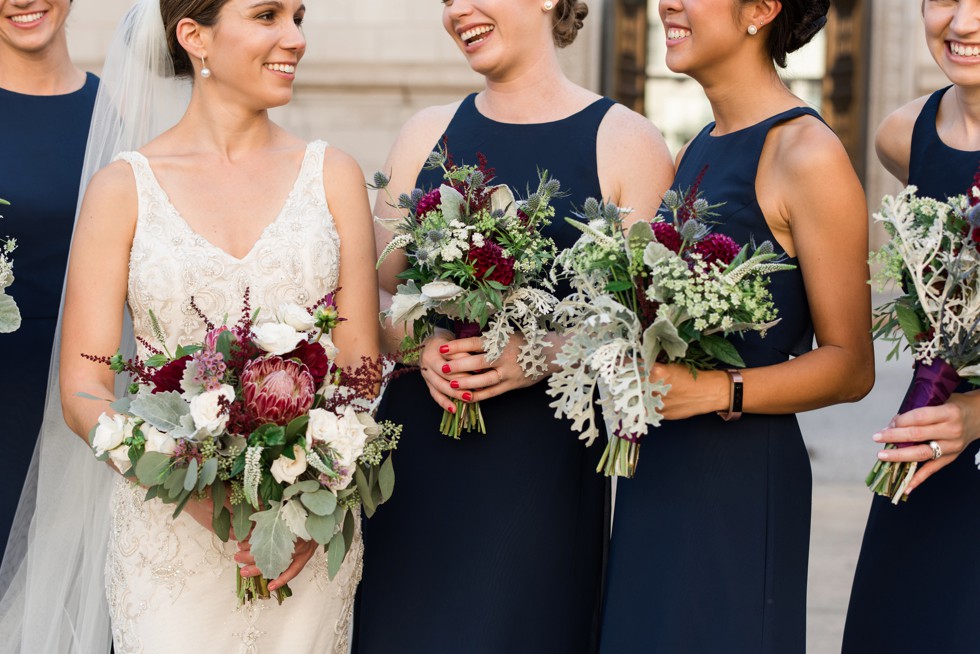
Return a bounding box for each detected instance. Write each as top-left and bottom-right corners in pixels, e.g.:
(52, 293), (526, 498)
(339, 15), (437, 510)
(717, 369), (743, 421)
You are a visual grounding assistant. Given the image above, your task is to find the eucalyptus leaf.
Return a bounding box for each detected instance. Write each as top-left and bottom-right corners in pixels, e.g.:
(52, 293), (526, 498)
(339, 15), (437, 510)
(171, 489), (192, 517)
(109, 397), (132, 414)
(306, 512), (337, 544)
(166, 468), (188, 499)
(327, 532), (348, 580)
(300, 489), (338, 516)
(130, 391), (190, 432)
(212, 507), (231, 542)
(200, 457), (219, 487)
(343, 509), (355, 545)
(355, 467), (375, 515)
(144, 486), (159, 502)
(183, 458), (199, 492)
(75, 391), (112, 402)
(379, 457), (395, 502)
(283, 479), (321, 500)
(232, 502), (252, 540)
(250, 503), (296, 580)
(211, 481), (226, 519)
(135, 452), (172, 487)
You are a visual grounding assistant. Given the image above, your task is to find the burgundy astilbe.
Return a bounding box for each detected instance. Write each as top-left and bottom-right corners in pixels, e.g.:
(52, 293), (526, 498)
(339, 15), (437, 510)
(467, 240), (516, 286)
(82, 352), (155, 387)
(677, 165), (709, 224)
(322, 354), (399, 413)
(692, 232), (741, 266)
(188, 296), (216, 332)
(651, 221), (682, 253)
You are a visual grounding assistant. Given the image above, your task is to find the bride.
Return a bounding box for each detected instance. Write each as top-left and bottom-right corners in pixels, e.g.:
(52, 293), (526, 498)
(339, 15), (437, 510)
(1, 0), (378, 651)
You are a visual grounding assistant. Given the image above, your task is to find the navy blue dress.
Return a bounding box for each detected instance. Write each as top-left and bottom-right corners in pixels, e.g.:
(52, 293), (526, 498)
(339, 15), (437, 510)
(0, 73), (99, 556)
(600, 108), (819, 653)
(353, 94), (613, 654)
(842, 87), (980, 654)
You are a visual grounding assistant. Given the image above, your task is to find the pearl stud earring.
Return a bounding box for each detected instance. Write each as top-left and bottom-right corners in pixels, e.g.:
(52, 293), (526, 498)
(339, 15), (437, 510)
(200, 55), (211, 79)
(747, 24), (758, 36)
(543, 1), (554, 10)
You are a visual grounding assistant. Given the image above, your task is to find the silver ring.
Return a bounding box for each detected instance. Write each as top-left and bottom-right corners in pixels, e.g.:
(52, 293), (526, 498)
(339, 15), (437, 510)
(928, 440), (943, 460)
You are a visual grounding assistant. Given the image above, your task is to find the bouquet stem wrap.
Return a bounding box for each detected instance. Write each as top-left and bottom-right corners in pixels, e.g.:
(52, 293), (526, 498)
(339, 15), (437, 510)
(866, 358), (961, 502)
(440, 321), (487, 438)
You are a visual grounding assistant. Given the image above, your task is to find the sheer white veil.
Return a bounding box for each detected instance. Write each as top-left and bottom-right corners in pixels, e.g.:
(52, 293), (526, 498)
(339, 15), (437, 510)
(0, 1), (189, 651)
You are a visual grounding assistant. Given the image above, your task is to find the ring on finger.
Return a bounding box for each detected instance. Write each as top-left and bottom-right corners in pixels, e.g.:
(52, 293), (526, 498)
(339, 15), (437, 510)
(928, 440), (943, 460)
(494, 368), (503, 385)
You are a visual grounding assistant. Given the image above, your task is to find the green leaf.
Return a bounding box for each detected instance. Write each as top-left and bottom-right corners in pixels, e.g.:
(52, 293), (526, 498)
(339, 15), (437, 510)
(232, 502), (252, 540)
(200, 457), (219, 487)
(215, 329), (234, 363)
(183, 458), (199, 492)
(211, 480), (226, 518)
(166, 467), (188, 499)
(355, 467), (375, 515)
(895, 302), (925, 344)
(230, 450), (246, 477)
(212, 507), (231, 542)
(175, 344), (203, 359)
(250, 424), (286, 448)
(300, 489), (338, 516)
(379, 457), (395, 502)
(135, 451), (173, 487)
(281, 499), (311, 540)
(343, 508), (356, 545)
(144, 353), (170, 369)
(110, 397), (132, 414)
(605, 280), (635, 293)
(250, 503), (297, 580)
(259, 471), (283, 503)
(699, 334), (745, 368)
(327, 531), (348, 580)
(144, 486), (159, 501)
(130, 391), (190, 432)
(306, 511), (337, 545)
(75, 391), (113, 402)
(171, 489), (193, 517)
(283, 479), (321, 500)
(284, 415), (310, 445)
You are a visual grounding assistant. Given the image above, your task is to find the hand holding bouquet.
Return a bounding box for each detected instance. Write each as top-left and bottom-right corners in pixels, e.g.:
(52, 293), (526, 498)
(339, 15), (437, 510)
(373, 148), (560, 438)
(86, 292), (400, 604)
(548, 175), (794, 477)
(0, 197), (20, 334)
(866, 182), (980, 502)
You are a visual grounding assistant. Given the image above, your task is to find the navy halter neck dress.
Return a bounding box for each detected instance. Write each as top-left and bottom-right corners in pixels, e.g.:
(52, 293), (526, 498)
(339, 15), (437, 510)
(600, 107), (819, 653)
(0, 73), (99, 557)
(843, 87), (980, 654)
(353, 93), (615, 654)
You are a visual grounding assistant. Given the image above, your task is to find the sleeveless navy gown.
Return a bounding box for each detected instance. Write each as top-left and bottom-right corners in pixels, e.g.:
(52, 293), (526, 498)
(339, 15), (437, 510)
(843, 87), (980, 654)
(353, 94), (613, 654)
(0, 74), (99, 557)
(600, 108), (819, 653)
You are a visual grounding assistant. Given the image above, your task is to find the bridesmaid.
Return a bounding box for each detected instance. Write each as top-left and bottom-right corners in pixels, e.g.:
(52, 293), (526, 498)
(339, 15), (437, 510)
(600, 1), (873, 652)
(353, 1), (673, 652)
(843, 2), (980, 652)
(0, 0), (98, 556)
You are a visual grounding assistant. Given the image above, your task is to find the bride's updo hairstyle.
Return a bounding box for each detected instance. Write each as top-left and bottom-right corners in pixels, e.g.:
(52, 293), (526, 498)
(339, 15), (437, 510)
(741, 0), (830, 68)
(552, 0), (589, 48)
(161, 0), (232, 78)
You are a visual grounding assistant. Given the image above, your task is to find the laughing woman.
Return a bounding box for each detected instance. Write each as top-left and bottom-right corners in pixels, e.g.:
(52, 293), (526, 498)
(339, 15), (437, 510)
(599, 1), (873, 653)
(844, 2), (980, 652)
(353, 1), (674, 653)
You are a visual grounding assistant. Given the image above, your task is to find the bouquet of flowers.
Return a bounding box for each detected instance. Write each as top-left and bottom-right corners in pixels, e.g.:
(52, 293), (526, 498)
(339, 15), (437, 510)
(548, 176), (795, 477)
(866, 182), (980, 502)
(0, 197), (20, 334)
(86, 292), (400, 604)
(372, 148), (560, 438)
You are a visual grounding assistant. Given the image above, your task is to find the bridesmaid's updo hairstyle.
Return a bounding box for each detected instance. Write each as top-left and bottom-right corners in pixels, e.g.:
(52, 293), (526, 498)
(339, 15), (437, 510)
(161, 0), (232, 78)
(552, 1), (588, 48)
(742, 0), (830, 68)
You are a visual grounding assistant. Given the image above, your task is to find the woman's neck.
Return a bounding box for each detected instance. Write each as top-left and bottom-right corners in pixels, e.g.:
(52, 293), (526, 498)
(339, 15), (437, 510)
(478, 50), (589, 123)
(944, 84), (980, 149)
(699, 56), (801, 135)
(0, 35), (85, 95)
(172, 92), (281, 160)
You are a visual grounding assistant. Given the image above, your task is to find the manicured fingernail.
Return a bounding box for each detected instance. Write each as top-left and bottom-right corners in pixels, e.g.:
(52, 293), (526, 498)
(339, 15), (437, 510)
(269, 582), (279, 591)
(873, 432), (883, 442)
(462, 392), (472, 402)
(877, 451), (888, 460)
(450, 380), (460, 389)
(442, 364), (452, 374)
(448, 404), (456, 414)
(440, 344), (450, 354)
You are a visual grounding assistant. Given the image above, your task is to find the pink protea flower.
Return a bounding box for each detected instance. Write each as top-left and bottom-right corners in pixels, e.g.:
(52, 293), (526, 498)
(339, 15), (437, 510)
(467, 240), (516, 286)
(693, 232), (741, 266)
(204, 326), (235, 350)
(241, 356), (315, 425)
(415, 189), (442, 219)
(651, 221), (682, 253)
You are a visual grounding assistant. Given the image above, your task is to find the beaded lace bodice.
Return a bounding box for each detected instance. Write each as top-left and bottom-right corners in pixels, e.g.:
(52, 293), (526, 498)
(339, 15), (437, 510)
(107, 141), (360, 654)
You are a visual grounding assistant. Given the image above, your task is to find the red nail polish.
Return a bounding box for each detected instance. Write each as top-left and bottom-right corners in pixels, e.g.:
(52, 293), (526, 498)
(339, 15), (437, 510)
(448, 404), (457, 414)
(450, 380), (460, 389)
(442, 364), (452, 374)
(439, 344), (450, 354)
(462, 392), (473, 402)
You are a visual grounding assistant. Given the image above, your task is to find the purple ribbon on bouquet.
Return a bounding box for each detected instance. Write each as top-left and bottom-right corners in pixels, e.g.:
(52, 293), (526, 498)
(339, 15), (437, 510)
(894, 358), (962, 447)
(453, 320), (482, 340)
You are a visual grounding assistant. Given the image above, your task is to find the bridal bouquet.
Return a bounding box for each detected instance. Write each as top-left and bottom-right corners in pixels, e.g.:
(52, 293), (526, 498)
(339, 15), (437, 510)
(866, 182), (980, 502)
(548, 177), (794, 477)
(372, 148), (560, 438)
(86, 292), (400, 604)
(0, 198), (20, 334)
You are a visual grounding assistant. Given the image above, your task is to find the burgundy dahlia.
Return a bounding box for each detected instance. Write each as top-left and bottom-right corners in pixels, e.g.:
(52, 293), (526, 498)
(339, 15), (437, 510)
(151, 356), (190, 394)
(285, 340), (332, 387)
(415, 189), (442, 219)
(692, 233), (742, 266)
(467, 240), (515, 286)
(241, 356), (315, 425)
(651, 221), (682, 253)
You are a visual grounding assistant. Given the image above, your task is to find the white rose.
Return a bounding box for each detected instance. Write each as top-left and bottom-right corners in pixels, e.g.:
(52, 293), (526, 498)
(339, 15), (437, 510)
(318, 406), (370, 470)
(421, 281), (465, 301)
(270, 444), (308, 484)
(279, 303), (316, 332)
(189, 384), (235, 437)
(142, 425), (177, 456)
(252, 322), (305, 355)
(92, 413), (131, 457)
(108, 445), (132, 474)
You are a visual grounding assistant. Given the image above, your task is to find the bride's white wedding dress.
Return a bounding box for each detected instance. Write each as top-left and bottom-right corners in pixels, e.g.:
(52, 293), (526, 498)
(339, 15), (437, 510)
(107, 141), (361, 654)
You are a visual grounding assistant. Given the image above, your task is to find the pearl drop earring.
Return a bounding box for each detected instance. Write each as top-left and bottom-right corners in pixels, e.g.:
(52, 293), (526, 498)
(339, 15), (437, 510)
(543, 1), (554, 10)
(747, 24), (758, 36)
(200, 55), (211, 79)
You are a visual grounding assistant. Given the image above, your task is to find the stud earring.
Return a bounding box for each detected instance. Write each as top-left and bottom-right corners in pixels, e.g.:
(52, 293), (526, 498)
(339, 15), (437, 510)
(200, 55), (211, 79)
(747, 24), (758, 36)
(543, 1), (554, 10)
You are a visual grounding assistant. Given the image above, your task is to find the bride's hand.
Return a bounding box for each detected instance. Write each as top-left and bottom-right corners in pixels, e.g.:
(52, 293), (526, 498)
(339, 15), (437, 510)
(180, 493), (222, 535)
(235, 538), (318, 591)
